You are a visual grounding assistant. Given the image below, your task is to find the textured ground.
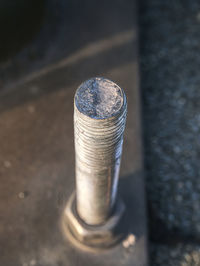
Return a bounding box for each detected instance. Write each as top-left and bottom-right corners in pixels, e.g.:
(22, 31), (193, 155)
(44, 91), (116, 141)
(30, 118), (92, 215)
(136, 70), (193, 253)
(139, 1), (200, 265)
(151, 244), (200, 266)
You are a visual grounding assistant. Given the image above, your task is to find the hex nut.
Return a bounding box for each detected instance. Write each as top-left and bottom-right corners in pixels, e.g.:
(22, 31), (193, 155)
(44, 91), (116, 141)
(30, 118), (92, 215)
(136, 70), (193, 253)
(62, 193), (126, 251)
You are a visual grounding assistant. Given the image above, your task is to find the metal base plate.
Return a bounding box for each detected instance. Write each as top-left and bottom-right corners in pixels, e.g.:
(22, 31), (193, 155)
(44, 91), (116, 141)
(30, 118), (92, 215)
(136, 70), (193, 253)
(0, 0), (148, 265)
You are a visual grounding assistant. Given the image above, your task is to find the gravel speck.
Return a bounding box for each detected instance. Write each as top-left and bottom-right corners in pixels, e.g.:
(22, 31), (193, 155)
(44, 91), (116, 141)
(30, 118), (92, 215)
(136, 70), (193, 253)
(4, 160), (11, 168)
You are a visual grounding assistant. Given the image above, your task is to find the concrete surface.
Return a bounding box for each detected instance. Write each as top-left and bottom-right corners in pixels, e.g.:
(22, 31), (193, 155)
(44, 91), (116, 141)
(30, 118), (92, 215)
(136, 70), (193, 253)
(140, 0), (200, 265)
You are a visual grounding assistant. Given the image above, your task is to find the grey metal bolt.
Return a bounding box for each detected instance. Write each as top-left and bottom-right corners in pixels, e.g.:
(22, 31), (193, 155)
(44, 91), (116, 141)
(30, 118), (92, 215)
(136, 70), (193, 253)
(74, 77), (127, 225)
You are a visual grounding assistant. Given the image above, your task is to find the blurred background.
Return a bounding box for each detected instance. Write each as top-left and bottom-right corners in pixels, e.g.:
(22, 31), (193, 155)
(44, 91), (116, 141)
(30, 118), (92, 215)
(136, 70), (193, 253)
(1, 0), (200, 265)
(140, 1), (200, 265)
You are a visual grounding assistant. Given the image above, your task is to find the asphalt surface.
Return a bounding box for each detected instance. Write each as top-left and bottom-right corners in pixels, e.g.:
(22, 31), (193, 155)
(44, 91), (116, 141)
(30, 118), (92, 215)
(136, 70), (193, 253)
(151, 243), (200, 266)
(140, 0), (200, 265)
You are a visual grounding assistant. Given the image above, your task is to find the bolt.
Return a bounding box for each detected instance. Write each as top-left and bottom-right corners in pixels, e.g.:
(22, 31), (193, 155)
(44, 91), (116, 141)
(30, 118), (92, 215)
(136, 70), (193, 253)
(74, 77), (127, 225)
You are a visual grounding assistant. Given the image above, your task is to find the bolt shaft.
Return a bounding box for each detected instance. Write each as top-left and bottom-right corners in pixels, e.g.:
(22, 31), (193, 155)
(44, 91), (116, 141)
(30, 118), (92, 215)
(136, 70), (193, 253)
(74, 78), (127, 225)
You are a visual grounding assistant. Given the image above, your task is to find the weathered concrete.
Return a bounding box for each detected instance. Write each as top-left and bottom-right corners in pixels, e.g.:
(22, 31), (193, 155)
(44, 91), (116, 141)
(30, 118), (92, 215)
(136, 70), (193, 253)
(0, 0), (147, 265)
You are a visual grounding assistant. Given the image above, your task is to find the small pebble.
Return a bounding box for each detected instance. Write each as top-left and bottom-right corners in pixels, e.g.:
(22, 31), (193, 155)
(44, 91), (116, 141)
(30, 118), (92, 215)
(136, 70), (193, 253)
(122, 234), (136, 248)
(4, 160), (11, 168)
(30, 259), (36, 266)
(177, 97), (186, 106)
(27, 105), (35, 114)
(173, 145), (181, 154)
(18, 192), (25, 199)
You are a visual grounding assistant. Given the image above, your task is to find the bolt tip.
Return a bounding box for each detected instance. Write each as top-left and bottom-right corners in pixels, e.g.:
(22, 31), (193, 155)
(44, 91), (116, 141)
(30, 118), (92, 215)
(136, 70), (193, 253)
(75, 77), (126, 119)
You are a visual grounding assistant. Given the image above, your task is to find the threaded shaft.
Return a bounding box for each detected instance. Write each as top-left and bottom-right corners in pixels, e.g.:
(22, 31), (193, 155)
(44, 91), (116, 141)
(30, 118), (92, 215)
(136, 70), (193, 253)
(74, 77), (127, 225)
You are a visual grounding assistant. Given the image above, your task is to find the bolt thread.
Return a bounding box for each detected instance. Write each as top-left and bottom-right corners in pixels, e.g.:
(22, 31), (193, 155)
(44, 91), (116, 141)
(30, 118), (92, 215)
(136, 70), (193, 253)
(74, 78), (127, 225)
